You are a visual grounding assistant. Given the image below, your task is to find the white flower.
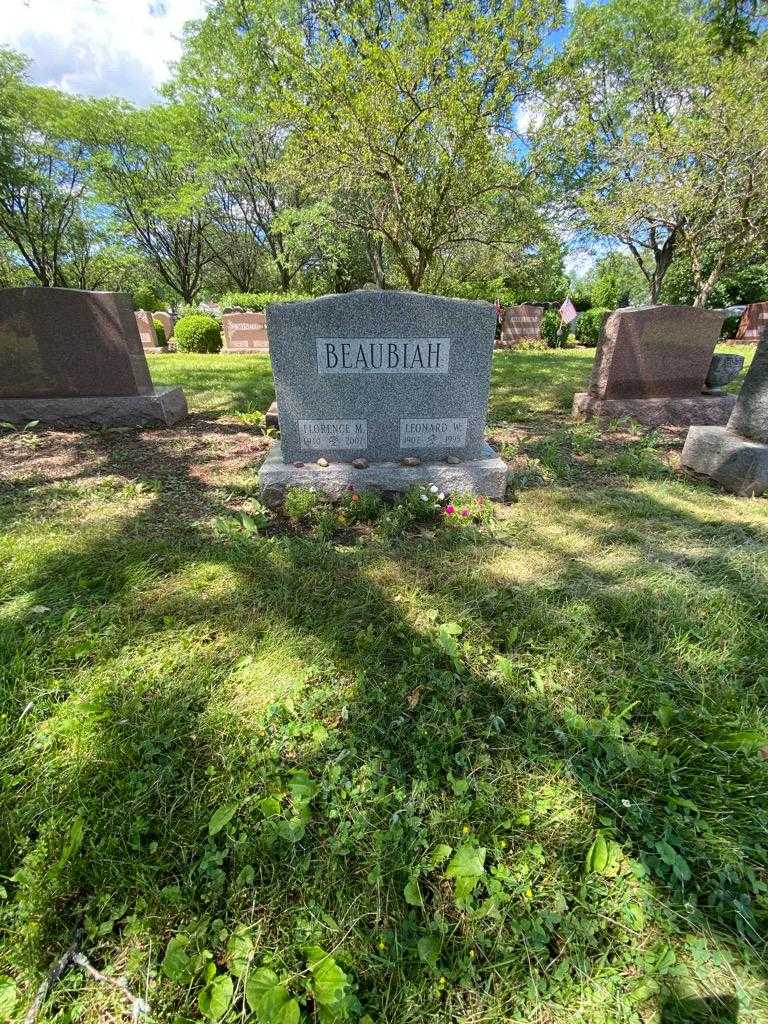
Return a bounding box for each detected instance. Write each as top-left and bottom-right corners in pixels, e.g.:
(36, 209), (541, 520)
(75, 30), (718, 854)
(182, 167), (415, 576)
(429, 484), (438, 494)
(420, 494), (429, 502)
(621, 799), (631, 807)
(438, 492), (445, 501)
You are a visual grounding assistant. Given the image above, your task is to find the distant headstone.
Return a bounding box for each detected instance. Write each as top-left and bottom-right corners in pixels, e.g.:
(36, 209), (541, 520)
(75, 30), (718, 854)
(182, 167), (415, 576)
(682, 329), (768, 494)
(259, 290), (507, 504)
(135, 309), (163, 351)
(497, 304), (543, 348)
(735, 302), (768, 342)
(222, 312), (269, 353)
(154, 311), (173, 343)
(572, 305), (734, 427)
(0, 288), (187, 426)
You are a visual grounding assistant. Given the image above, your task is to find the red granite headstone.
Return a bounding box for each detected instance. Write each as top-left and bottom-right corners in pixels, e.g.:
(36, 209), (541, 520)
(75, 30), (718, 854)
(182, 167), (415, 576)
(497, 304), (543, 348)
(222, 312), (269, 352)
(135, 309), (160, 350)
(0, 287), (153, 399)
(154, 311), (173, 343)
(587, 305), (725, 399)
(735, 302), (768, 342)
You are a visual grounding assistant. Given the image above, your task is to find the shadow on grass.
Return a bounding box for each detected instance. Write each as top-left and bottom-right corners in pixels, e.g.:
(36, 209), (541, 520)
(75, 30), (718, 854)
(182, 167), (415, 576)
(1, 429), (766, 1020)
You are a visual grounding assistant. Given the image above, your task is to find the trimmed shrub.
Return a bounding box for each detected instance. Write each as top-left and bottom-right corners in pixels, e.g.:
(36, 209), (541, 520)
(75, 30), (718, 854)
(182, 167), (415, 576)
(152, 318), (167, 346)
(220, 291), (312, 311)
(174, 314), (223, 353)
(540, 310), (562, 348)
(574, 307), (611, 347)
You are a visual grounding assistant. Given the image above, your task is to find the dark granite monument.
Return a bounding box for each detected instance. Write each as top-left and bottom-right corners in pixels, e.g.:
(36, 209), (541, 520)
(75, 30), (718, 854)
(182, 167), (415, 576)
(572, 305), (734, 427)
(682, 329), (768, 495)
(0, 287), (187, 426)
(258, 290), (507, 505)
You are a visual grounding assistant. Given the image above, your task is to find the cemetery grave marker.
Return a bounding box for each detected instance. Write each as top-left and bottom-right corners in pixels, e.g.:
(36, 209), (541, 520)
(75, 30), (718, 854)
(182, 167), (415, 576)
(0, 287), (187, 426)
(222, 312), (269, 352)
(497, 303), (543, 348)
(572, 305), (734, 427)
(259, 290), (507, 505)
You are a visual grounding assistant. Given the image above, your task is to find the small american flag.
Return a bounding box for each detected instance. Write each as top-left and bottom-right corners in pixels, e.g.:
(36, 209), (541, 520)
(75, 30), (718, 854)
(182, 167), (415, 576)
(559, 297), (578, 324)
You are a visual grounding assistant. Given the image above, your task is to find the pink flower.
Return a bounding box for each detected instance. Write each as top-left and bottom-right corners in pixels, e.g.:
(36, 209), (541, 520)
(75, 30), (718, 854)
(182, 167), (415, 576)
(346, 484), (355, 493)
(460, 508), (469, 517)
(444, 505), (455, 515)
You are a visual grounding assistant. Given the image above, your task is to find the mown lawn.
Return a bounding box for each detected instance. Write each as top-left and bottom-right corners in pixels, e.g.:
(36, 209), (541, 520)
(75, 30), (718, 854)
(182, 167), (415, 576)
(1, 345), (767, 1024)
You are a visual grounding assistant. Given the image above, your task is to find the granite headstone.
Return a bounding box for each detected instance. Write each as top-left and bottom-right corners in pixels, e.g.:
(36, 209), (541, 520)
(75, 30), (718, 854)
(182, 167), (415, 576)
(682, 329), (768, 494)
(0, 287), (187, 426)
(154, 311), (173, 343)
(572, 305), (734, 427)
(135, 309), (162, 350)
(498, 304), (543, 348)
(222, 312), (269, 352)
(259, 290), (507, 503)
(735, 302), (768, 342)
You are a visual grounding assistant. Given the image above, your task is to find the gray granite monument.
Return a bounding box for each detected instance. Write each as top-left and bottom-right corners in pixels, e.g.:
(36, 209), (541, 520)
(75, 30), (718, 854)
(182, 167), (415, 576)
(681, 329), (768, 495)
(259, 290), (507, 505)
(0, 287), (187, 426)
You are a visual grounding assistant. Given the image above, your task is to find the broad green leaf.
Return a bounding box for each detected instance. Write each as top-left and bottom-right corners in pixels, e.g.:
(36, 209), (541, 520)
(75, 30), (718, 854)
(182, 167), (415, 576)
(59, 815), (84, 866)
(276, 816), (306, 843)
(416, 936), (441, 968)
(258, 796), (281, 818)
(246, 968), (298, 1023)
(198, 973), (233, 1020)
(162, 935), (193, 984)
(208, 802), (239, 836)
(429, 843), (452, 867)
(306, 947), (349, 1008)
(289, 770), (318, 805)
(0, 976), (17, 1021)
(403, 877), (422, 907)
(441, 621), (462, 635)
(444, 845), (486, 900)
(226, 926), (252, 977)
(584, 833), (607, 874)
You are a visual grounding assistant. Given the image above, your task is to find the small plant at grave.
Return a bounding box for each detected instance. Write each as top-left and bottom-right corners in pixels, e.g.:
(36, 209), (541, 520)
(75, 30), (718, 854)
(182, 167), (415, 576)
(339, 486), (383, 524)
(152, 317), (167, 347)
(174, 314), (223, 354)
(442, 492), (494, 529)
(540, 309), (563, 347)
(283, 486), (320, 520)
(378, 483), (445, 536)
(210, 503), (271, 542)
(0, 419), (39, 433)
(232, 405), (277, 435)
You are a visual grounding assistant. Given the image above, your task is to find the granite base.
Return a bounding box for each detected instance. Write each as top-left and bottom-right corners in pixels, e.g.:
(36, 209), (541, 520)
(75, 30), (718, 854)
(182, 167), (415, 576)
(681, 426), (768, 496)
(0, 387), (188, 427)
(572, 392), (735, 428)
(259, 441), (508, 508)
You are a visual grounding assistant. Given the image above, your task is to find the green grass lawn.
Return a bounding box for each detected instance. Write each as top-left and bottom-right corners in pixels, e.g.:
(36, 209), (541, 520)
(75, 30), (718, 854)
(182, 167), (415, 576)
(1, 346), (767, 1024)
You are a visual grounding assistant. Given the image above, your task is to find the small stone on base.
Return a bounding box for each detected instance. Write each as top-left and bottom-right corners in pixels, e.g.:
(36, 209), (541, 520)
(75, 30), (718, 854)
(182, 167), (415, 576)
(259, 442), (508, 508)
(265, 401), (279, 428)
(352, 458), (368, 468)
(572, 391), (736, 428)
(294, 461), (304, 468)
(681, 425), (768, 496)
(402, 456), (421, 467)
(445, 455), (461, 465)
(317, 457), (329, 467)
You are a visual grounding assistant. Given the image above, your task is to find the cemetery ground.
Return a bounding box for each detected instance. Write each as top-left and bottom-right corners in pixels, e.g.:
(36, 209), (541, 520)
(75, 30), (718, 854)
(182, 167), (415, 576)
(1, 345), (767, 1024)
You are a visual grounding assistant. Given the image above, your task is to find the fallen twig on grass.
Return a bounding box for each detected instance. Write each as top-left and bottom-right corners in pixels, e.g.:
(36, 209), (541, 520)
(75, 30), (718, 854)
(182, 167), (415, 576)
(24, 940), (149, 1024)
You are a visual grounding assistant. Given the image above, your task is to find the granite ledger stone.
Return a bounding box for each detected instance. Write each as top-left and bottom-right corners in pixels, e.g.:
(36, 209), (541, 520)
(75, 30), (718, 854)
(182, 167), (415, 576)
(260, 290), (507, 503)
(682, 330), (768, 495)
(572, 304), (734, 426)
(0, 287), (187, 426)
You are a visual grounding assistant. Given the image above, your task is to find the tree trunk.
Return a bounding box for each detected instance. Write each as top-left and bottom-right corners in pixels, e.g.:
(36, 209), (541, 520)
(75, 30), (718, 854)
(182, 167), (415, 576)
(365, 234), (387, 288)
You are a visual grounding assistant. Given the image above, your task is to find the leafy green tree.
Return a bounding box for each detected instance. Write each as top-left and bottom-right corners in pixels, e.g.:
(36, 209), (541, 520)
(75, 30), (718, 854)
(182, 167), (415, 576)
(588, 253), (649, 309)
(88, 102), (215, 304)
(266, 0), (563, 290)
(537, 0), (768, 306)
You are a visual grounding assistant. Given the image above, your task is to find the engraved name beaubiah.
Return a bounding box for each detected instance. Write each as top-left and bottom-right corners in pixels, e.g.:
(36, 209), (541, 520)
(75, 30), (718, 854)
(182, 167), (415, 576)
(316, 338), (450, 374)
(400, 418), (468, 449)
(298, 419), (367, 450)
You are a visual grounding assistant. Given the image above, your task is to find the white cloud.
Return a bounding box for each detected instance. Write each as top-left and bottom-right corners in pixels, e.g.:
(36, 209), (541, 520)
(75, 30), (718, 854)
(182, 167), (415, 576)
(1, 0), (208, 105)
(564, 248), (597, 280)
